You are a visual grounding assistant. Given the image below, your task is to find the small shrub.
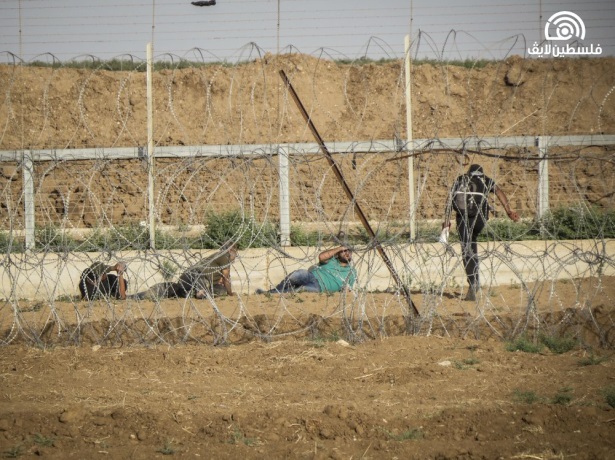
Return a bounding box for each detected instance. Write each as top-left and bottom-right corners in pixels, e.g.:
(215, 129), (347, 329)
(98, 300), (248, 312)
(154, 230), (186, 250)
(35, 225), (79, 252)
(310, 330), (341, 347)
(290, 226), (320, 246)
(603, 385), (615, 408)
(90, 224), (150, 251)
(2, 445), (23, 458)
(512, 389), (541, 404)
(156, 441), (176, 455)
(55, 294), (79, 302)
(578, 353), (608, 366)
(77, 228), (109, 252)
(350, 224), (406, 245)
(539, 334), (577, 354)
(382, 428), (423, 441)
(452, 356), (479, 370)
(0, 231), (25, 252)
(229, 426), (256, 446)
(197, 210), (277, 249)
(394, 429), (423, 441)
(32, 433), (54, 447)
(505, 336), (543, 354)
(415, 221), (445, 242)
(18, 302), (44, 313)
(482, 218), (539, 241)
(539, 206), (615, 240)
(551, 387), (573, 405)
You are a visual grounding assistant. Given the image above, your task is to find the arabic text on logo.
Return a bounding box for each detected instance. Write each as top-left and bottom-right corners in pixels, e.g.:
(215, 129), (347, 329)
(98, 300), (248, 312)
(528, 11), (602, 57)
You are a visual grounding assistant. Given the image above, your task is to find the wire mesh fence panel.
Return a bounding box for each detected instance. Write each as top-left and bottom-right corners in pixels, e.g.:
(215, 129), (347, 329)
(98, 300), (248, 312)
(1, 45), (614, 348)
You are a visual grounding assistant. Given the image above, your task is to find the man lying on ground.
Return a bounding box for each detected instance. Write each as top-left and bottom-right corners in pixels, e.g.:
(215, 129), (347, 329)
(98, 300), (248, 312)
(255, 246), (356, 295)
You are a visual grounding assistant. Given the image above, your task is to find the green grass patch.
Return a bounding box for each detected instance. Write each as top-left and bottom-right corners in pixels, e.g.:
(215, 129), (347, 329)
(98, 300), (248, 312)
(505, 336), (543, 354)
(2, 445), (23, 458)
(551, 387), (573, 405)
(512, 389), (541, 404)
(603, 385), (615, 408)
(35, 225), (80, 251)
(25, 58), (234, 72)
(156, 441), (177, 455)
(539, 334), (577, 354)
(290, 225), (321, 246)
(196, 209), (278, 249)
(0, 231), (25, 252)
(578, 353), (608, 366)
(381, 427), (423, 441)
(539, 206), (615, 240)
(3, 204), (615, 253)
(22, 56), (498, 72)
(462, 356), (480, 366)
(31, 434), (54, 447)
(228, 426), (256, 446)
(310, 330), (341, 347)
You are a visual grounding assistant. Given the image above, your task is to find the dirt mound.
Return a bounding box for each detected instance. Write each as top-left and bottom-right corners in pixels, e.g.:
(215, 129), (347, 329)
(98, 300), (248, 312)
(1, 56), (615, 229)
(1, 55), (614, 150)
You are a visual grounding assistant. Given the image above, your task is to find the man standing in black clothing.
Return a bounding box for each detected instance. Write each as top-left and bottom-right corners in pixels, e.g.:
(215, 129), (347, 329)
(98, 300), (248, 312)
(443, 164), (519, 301)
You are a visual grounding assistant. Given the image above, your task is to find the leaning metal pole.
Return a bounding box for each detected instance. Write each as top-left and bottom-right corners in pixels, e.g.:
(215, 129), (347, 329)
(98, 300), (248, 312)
(279, 69), (419, 320)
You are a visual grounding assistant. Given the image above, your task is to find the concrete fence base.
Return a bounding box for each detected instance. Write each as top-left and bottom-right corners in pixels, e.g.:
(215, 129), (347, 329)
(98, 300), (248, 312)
(1, 240), (612, 301)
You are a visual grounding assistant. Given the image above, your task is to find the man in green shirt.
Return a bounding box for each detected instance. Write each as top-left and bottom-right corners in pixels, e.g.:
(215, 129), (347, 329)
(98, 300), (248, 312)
(256, 246), (357, 294)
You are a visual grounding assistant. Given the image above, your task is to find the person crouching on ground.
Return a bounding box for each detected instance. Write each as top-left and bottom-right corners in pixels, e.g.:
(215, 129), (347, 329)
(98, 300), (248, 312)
(256, 246), (357, 294)
(79, 261), (128, 300)
(133, 242), (238, 300)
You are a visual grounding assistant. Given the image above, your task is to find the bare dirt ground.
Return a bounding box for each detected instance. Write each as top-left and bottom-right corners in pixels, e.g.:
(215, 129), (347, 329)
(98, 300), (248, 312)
(1, 277), (614, 459)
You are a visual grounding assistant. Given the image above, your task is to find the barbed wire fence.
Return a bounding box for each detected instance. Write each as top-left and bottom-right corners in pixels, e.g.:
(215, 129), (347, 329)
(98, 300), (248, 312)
(1, 35), (614, 348)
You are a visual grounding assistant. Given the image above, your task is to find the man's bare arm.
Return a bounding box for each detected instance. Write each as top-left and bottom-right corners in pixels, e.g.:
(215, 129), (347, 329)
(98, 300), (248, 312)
(494, 185), (520, 222)
(318, 246), (346, 264)
(220, 267), (233, 295)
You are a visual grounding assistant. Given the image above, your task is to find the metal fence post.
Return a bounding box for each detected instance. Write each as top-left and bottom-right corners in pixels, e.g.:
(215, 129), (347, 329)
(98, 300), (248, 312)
(278, 146), (291, 246)
(146, 42), (156, 249)
(22, 150), (35, 250)
(537, 136), (549, 219)
(404, 35), (416, 240)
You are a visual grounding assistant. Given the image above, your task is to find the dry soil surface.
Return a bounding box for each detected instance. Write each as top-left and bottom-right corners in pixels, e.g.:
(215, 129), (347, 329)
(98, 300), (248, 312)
(1, 277), (615, 459)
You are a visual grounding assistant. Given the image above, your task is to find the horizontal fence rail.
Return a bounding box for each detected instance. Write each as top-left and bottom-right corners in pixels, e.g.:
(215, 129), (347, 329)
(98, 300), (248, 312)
(3, 135), (615, 161)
